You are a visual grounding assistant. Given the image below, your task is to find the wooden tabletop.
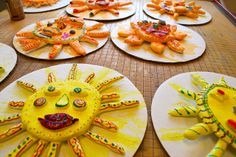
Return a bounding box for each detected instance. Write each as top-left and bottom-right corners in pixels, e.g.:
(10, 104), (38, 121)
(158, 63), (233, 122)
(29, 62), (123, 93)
(0, 0), (236, 157)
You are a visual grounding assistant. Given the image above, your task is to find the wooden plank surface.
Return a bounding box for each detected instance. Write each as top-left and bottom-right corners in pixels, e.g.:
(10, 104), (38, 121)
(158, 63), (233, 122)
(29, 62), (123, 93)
(0, 0), (236, 157)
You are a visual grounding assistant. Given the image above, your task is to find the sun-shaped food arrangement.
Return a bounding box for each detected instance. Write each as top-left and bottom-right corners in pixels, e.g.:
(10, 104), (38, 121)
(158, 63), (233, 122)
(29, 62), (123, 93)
(146, 0), (205, 20)
(0, 64), (140, 157)
(15, 16), (110, 59)
(168, 74), (236, 157)
(70, 0), (132, 17)
(118, 20), (187, 54)
(22, 0), (60, 7)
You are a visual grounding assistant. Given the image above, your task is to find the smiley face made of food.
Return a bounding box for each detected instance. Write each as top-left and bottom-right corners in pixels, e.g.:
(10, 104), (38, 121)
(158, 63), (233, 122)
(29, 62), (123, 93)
(0, 64), (140, 157)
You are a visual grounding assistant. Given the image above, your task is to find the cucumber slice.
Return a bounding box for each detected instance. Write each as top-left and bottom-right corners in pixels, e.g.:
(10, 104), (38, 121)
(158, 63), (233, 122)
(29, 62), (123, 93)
(56, 94), (69, 107)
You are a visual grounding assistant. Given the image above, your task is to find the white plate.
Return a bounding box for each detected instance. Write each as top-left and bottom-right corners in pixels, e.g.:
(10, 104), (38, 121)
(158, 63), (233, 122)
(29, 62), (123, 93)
(111, 22), (206, 63)
(143, 3), (212, 25)
(66, 3), (136, 21)
(0, 63), (147, 157)
(24, 0), (70, 13)
(0, 43), (17, 83)
(151, 72), (236, 157)
(13, 19), (109, 60)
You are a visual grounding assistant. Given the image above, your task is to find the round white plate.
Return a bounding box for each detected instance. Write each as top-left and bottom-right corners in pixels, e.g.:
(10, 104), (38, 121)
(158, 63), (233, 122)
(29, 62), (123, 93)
(24, 0), (70, 13)
(151, 72), (236, 157)
(13, 19), (109, 60)
(143, 3), (212, 25)
(0, 43), (17, 83)
(66, 3), (136, 21)
(0, 63), (147, 157)
(111, 22), (206, 63)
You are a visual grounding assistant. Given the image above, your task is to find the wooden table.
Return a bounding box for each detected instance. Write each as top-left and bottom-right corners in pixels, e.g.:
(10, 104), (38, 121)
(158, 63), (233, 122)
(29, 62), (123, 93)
(0, 0), (236, 157)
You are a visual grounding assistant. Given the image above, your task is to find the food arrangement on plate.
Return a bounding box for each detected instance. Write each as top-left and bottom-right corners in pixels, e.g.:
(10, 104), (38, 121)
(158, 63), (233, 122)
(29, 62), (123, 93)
(111, 19), (206, 63)
(22, 0), (60, 8)
(151, 72), (236, 157)
(143, 0), (212, 25)
(168, 74), (236, 157)
(70, 0), (132, 17)
(66, 0), (135, 21)
(147, 0), (205, 20)
(13, 16), (109, 60)
(118, 20), (187, 54)
(23, 0), (70, 13)
(0, 64), (147, 157)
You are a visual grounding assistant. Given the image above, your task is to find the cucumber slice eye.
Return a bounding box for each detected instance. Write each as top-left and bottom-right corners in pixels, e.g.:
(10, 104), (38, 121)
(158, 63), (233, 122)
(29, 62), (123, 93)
(56, 94), (69, 108)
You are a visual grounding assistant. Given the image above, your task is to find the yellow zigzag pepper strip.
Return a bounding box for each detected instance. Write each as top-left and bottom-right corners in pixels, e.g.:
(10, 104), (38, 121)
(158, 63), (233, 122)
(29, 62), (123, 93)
(47, 142), (60, 157)
(67, 137), (85, 157)
(32, 140), (48, 157)
(84, 131), (125, 154)
(8, 101), (25, 110)
(84, 72), (95, 83)
(7, 135), (37, 157)
(17, 80), (37, 93)
(95, 76), (124, 91)
(191, 74), (209, 88)
(48, 72), (56, 83)
(168, 105), (198, 117)
(68, 64), (78, 80)
(101, 93), (120, 103)
(93, 117), (118, 132)
(100, 100), (139, 113)
(217, 77), (227, 86)
(207, 139), (228, 157)
(184, 123), (213, 140)
(0, 123), (24, 142)
(0, 114), (21, 125)
(177, 87), (197, 100)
